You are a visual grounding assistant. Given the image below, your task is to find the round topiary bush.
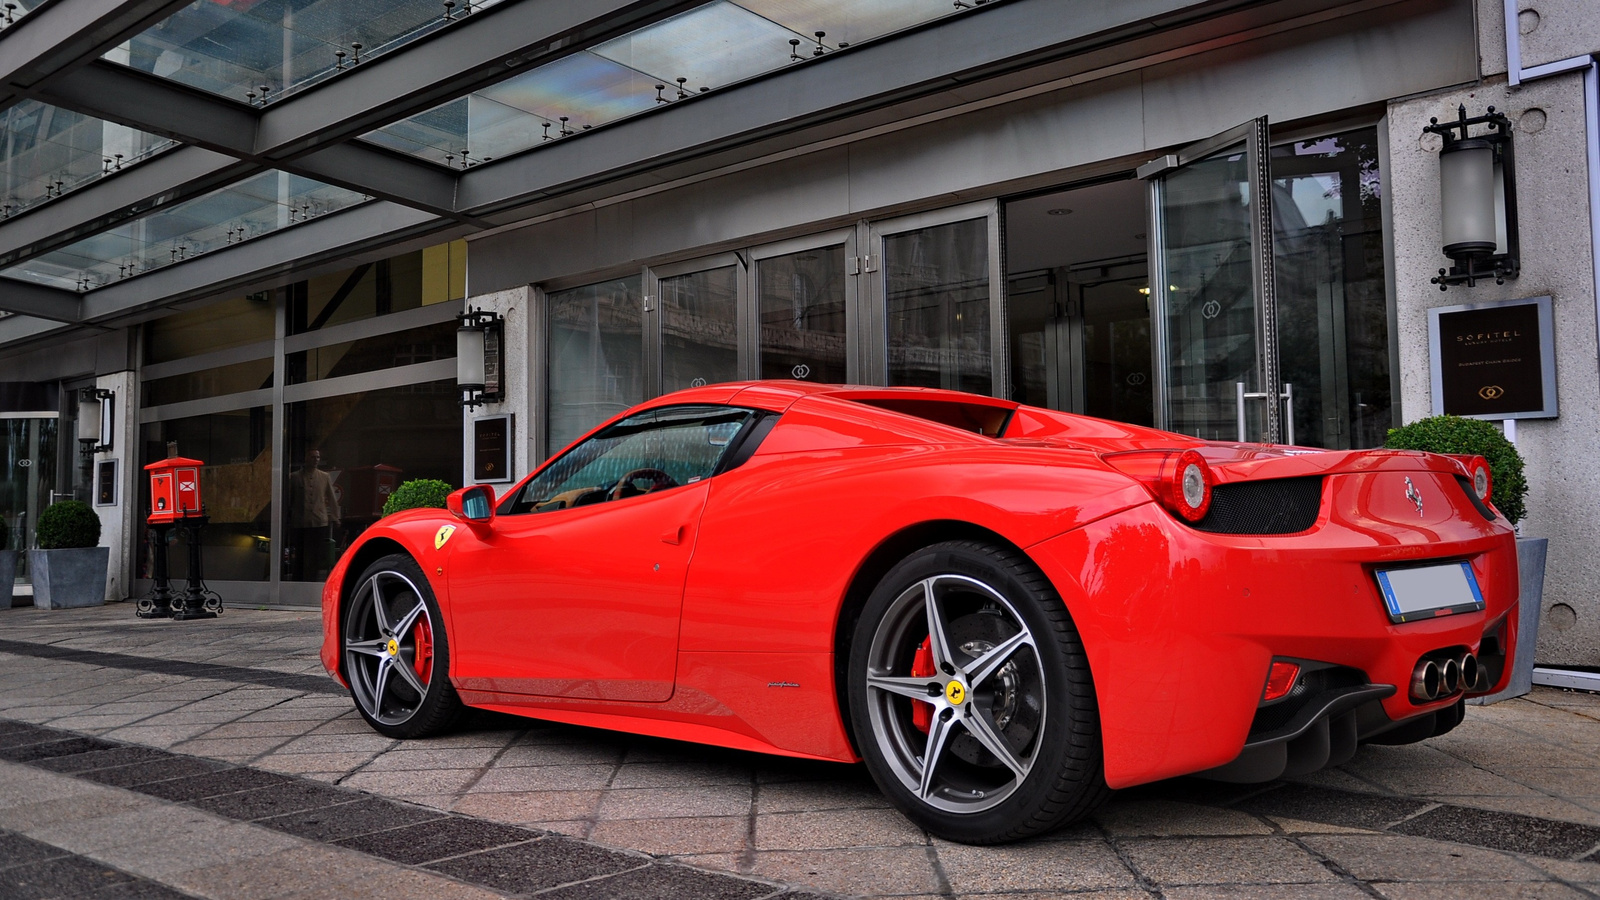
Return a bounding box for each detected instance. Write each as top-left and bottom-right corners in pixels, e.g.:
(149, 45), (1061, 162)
(382, 479), (455, 516)
(1384, 415), (1527, 525)
(36, 500), (102, 549)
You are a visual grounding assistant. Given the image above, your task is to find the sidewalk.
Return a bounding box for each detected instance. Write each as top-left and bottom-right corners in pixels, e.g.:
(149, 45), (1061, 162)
(2, 603), (1598, 899)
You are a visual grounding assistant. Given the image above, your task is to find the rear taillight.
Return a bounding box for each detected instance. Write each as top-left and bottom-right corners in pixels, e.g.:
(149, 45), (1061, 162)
(1444, 453), (1493, 503)
(1103, 448), (1214, 523)
(1263, 660), (1301, 702)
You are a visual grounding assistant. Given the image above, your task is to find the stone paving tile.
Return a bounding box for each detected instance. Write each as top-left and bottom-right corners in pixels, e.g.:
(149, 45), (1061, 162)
(1162, 886), (1375, 899)
(341, 767), (485, 795)
(467, 763), (616, 793)
(935, 836), (1137, 893)
(1095, 799), (1276, 837)
(1373, 883), (1592, 899)
(333, 816), (541, 865)
(0, 854), (137, 897)
(754, 777), (892, 813)
(1119, 836), (1341, 886)
(422, 837), (645, 893)
(452, 790), (605, 824)
(256, 796), (446, 842)
(747, 846), (944, 896)
(1301, 833), (1550, 882)
(597, 784), (754, 820)
(536, 863), (779, 900)
(589, 815), (750, 856)
(755, 807), (927, 850)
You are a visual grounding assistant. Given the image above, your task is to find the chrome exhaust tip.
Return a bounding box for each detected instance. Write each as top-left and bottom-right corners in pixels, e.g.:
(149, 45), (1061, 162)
(1440, 657), (1462, 696)
(1411, 659), (1441, 702)
(1458, 653), (1481, 693)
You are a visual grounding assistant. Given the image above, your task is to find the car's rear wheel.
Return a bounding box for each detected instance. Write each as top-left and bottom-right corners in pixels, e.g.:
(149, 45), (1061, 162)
(342, 553), (463, 739)
(847, 540), (1110, 843)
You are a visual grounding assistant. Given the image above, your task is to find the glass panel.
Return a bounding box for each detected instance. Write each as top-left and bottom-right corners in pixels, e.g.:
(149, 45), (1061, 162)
(884, 218), (991, 394)
(283, 379), (461, 581)
(1005, 275), (1052, 408)
(758, 244), (847, 383)
(363, 0), (969, 167)
(0, 101), (175, 217)
(137, 408), (273, 583)
(142, 358), (274, 407)
(1, 416), (58, 586)
(1081, 275), (1154, 426)
(144, 292), (275, 365)
(107, 0), (510, 104)
(1158, 145), (1260, 441)
(546, 276), (644, 457)
(510, 406), (750, 514)
(1272, 127), (1390, 449)
(1, 171), (368, 292)
(660, 265), (738, 393)
(289, 241), (463, 333)
(286, 319), (456, 384)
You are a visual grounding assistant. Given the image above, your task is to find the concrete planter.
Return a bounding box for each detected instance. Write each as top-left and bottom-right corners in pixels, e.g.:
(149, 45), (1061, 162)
(1470, 536), (1547, 705)
(0, 550), (15, 607)
(28, 547), (109, 610)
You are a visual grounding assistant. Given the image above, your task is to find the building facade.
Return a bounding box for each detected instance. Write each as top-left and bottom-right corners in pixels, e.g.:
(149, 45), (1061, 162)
(0, 0), (1595, 661)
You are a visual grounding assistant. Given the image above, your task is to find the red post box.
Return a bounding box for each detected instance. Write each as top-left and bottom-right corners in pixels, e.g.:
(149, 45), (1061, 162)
(145, 456), (205, 523)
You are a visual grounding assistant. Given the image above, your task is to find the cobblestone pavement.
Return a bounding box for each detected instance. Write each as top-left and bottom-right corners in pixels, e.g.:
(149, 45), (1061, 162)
(2, 604), (1600, 899)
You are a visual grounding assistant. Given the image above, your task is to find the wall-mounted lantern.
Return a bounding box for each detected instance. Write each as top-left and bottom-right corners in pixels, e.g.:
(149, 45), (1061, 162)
(1427, 104), (1519, 290)
(76, 387), (114, 454)
(457, 307), (504, 408)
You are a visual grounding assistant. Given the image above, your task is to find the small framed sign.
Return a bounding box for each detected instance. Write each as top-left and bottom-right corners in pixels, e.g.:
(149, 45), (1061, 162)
(472, 414), (513, 483)
(1428, 296), (1557, 419)
(95, 459), (117, 506)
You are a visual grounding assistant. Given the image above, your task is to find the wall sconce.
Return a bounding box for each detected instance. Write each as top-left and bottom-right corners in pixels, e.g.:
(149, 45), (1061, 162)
(76, 387), (114, 454)
(1427, 104), (1519, 290)
(457, 307), (504, 409)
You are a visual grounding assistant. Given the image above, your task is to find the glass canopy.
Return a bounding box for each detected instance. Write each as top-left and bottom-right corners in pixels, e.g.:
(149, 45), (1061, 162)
(363, 0), (963, 168)
(0, 172), (368, 292)
(0, 101), (176, 217)
(105, 0), (509, 104)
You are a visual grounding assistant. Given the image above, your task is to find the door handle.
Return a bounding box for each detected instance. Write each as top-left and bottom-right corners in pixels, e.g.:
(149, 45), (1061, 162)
(661, 525), (685, 545)
(1235, 382), (1295, 444)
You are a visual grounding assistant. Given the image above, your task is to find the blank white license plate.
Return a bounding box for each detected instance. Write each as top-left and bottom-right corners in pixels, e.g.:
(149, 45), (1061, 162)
(1374, 561), (1485, 624)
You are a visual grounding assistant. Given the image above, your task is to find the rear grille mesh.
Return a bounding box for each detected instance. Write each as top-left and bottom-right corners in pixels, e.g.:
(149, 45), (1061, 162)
(1192, 476), (1323, 535)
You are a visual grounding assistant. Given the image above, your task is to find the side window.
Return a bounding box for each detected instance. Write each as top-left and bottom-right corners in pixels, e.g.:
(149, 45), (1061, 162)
(507, 406), (754, 514)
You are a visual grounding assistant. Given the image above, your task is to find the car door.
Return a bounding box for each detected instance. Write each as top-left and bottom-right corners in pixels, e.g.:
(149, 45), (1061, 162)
(447, 405), (757, 702)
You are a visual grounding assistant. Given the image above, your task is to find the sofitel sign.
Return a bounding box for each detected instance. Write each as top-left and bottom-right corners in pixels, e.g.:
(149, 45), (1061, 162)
(1428, 296), (1557, 419)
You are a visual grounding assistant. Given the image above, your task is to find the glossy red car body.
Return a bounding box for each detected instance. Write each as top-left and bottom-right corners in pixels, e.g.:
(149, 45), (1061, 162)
(321, 382), (1518, 789)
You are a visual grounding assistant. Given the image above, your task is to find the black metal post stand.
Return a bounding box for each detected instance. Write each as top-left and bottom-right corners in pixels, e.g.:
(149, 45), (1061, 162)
(171, 514), (221, 620)
(135, 522), (175, 618)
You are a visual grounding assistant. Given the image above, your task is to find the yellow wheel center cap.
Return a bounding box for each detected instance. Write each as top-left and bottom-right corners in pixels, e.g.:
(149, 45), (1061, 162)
(945, 681), (966, 705)
(386, 638), (399, 656)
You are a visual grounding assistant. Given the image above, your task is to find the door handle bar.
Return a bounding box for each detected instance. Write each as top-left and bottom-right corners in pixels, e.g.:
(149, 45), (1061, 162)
(1235, 382), (1294, 445)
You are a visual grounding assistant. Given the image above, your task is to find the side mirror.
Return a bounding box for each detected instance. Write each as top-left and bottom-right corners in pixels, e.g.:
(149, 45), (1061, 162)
(447, 485), (496, 524)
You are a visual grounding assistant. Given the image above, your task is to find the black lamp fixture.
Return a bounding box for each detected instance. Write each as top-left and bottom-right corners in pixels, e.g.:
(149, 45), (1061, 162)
(1426, 104), (1520, 290)
(76, 387), (114, 455)
(457, 307), (504, 409)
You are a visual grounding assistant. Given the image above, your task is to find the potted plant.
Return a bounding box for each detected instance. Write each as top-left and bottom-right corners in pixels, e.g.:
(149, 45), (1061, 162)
(382, 479), (455, 516)
(0, 515), (15, 607)
(1385, 415), (1538, 701)
(29, 500), (108, 610)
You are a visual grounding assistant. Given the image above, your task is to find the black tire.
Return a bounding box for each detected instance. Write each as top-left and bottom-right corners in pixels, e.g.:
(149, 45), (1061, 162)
(847, 540), (1111, 844)
(342, 553), (464, 739)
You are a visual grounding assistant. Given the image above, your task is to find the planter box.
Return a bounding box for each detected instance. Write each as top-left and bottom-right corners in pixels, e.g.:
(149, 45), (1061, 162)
(28, 547), (109, 610)
(1470, 536), (1546, 705)
(0, 550), (15, 607)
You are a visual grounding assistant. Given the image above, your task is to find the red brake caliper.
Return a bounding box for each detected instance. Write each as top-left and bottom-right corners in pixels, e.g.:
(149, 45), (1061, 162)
(910, 635), (935, 733)
(411, 617), (433, 683)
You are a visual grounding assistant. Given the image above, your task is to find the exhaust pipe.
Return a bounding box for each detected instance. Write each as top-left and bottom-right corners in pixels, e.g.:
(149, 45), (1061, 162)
(1410, 659), (1441, 701)
(1458, 652), (1488, 692)
(1440, 657), (1462, 695)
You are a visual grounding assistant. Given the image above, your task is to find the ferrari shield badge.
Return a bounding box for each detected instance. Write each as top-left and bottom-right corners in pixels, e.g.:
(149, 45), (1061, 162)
(434, 525), (456, 550)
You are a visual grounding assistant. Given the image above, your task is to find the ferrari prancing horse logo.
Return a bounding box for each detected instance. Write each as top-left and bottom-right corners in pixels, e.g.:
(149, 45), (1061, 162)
(434, 525), (456, 549)
(1404, 477), (1423, 518)
(945, 681), (966, 705)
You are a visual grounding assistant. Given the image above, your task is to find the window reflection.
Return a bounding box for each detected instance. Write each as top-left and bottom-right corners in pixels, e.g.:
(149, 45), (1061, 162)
(660, 266), (738, 393)
(546, 277), (644, 457)
(138, 409), (273, 583)
(885, 218), (991, 394)
(286, 319), (456, 384)
(759, 245), (847, 383)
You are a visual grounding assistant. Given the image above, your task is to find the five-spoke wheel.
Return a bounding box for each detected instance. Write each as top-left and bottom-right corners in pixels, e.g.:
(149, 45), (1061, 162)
(848, 541), (1109, 843)
(343, 554), (462, 738)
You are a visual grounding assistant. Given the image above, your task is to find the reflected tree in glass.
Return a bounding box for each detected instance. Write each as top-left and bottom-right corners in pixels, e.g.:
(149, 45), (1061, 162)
(660, 266), (738, 393)
(884, 218), (990, 395)
(547, 277), (644, 455)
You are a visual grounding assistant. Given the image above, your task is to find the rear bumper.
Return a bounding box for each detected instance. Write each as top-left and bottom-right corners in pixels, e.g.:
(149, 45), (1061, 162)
(1027, 500), (1518, 789)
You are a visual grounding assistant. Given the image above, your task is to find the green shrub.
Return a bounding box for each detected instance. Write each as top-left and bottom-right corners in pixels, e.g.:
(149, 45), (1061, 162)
(1384, 415), (1527, 525)
(382, 479), (454, 516)
(36, 501), (101, 549)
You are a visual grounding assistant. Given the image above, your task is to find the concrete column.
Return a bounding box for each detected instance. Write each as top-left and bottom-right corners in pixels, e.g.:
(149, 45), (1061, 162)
(460, 286), (531, 490)
(91, 370), (137, 603)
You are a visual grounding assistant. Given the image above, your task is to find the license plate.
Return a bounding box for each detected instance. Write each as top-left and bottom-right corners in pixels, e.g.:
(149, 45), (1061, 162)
(1374, 561), (1485, 624)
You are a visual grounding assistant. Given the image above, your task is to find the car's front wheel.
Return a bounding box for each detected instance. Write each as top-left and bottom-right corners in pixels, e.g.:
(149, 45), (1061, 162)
(342, 553), (463, 739)
(847, 540), (1110, 843)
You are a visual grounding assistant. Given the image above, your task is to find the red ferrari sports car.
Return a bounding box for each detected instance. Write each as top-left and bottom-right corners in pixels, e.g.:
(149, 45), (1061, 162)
(321, 381), (1518, 843)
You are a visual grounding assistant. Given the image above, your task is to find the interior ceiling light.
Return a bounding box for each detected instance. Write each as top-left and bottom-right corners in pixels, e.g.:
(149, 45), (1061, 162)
(1046, 208), (1072, 216)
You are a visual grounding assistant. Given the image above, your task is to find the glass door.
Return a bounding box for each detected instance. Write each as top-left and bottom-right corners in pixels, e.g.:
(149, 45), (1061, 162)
(866, 202), (1005, 396)
(650, 254), (744, 394)
(1, 414), (59, 586)
(1140, 118), (1284, 442)
(749, 230), (856, 384)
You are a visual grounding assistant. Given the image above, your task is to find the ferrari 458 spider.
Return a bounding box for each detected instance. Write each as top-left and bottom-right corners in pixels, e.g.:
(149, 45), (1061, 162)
(322, 381), (1518, 843)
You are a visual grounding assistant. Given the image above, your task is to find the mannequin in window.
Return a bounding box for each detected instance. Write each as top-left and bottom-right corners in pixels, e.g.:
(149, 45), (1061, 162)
(288, 448), (340, 580)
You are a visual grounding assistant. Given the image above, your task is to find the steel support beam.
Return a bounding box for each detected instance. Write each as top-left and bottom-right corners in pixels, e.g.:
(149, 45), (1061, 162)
(78, 201), (449, 324)
(0, 0), (192, 101)
(0, 278), (83, 321)
(0, 313), (74, 344)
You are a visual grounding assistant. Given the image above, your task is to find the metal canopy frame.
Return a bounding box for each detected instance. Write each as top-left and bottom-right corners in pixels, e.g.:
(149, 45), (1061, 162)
(0, 0), (1258, 333)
